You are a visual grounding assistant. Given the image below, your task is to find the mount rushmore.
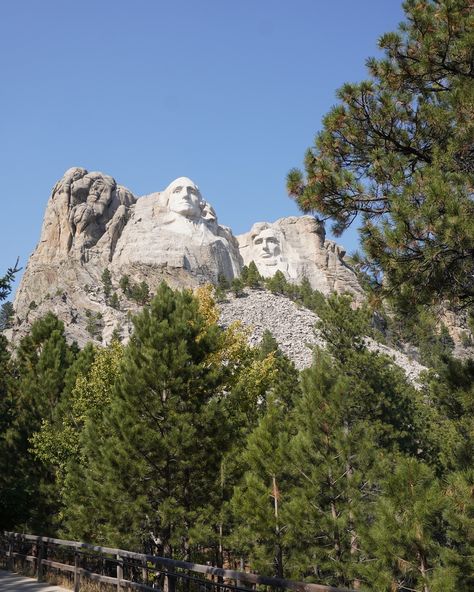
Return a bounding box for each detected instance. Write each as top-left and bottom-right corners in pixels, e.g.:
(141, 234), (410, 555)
(11, 167), (365, 348)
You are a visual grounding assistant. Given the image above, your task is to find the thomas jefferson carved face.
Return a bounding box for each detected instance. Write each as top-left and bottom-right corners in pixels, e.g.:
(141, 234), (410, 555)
(165, 177), (203, 220)
(252, 227), (281, 266)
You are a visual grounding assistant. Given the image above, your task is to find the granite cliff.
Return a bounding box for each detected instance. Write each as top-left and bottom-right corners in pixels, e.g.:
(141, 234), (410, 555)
(10, 168), (365, 346)
(10, 167), (459, 380)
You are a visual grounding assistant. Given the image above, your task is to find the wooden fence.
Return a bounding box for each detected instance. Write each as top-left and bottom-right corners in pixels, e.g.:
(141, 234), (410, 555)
(0, 531), (355, 592)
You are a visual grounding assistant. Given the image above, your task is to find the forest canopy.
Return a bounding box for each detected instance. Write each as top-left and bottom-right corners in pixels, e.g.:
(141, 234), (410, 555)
(1, 283), (473, 591)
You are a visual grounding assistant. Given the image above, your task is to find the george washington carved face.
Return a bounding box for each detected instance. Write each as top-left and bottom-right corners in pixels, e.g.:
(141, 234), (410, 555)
(164, 177), (204, 220)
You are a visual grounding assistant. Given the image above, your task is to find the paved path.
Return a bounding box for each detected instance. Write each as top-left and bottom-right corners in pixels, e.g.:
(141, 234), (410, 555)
(0, 570), (69, 592)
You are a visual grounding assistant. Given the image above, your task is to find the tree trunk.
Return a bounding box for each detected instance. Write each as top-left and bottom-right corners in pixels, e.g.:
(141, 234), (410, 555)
(344, 423), (360, 591)
(419, 549), (430, 592)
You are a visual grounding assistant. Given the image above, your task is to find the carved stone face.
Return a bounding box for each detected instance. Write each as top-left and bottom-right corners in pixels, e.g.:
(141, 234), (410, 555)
(202, 202), (217, 224)
(252, 228), (281, 266)
(166, 177), (203, 220)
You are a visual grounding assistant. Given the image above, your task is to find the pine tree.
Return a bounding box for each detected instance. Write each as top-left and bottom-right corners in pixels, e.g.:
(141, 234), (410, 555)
(297, 277), (325, 314)
(366, 458), (452, 592)
(31, 342), (122, 498)
(0, 259), (20, 301)
(109, 291), (120, 310)
(119, 274), (130, 295)
(0, 301), (14, 330)
(287, 0), (474, 308)
(0, 334), (16, 528)
(259, 330), (280, 357)
(231, 334), (301, 577)
(422, 356), (474, 474)
(284, 352), (375, 588)
(2, 313), (75, 532)
(442, 469), (474, 590)
(101, 268), (113, 301)
(246, 261), (263, 289)
(65, 283), (230, 556)
(280, 296), (426, 588)
(85, 310), (104, 339)
(130, 280), (150, 305)
(266, 271), (288, 295)
(231, 277), (244, 297)
(258, 330), (301, 410)
(231, 395), (291, 577)
(217, 273), (230, 291)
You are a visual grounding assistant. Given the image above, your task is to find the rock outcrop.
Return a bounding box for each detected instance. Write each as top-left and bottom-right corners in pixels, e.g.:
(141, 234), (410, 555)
(13, 168), (136, 346)
(218, 289), (426, 383)
(111, 177), (243, 289)
(237, 216), (364, 302)
(13, 168), (365, 344)
(7, 167), (439, 382)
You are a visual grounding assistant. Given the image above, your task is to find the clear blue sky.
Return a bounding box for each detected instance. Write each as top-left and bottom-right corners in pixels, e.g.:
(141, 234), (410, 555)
(0, 0), (404, 295)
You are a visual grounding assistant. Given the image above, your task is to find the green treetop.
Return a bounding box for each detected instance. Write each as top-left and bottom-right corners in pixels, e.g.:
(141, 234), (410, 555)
(64, 283), (230, 556)
(101, 268), (112, 301)
(287, 0), (474, 308)
(0, 301), (14, 331)
(2, 314), (76, 533)
(0, 259), (20, 302)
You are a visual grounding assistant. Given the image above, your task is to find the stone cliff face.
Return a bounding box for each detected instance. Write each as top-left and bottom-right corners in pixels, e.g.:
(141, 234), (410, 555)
(13, 168), (136, 346)
(10, 167), (367, 352)
(110, 178), (243, 289)
(237, 216), (364, 302)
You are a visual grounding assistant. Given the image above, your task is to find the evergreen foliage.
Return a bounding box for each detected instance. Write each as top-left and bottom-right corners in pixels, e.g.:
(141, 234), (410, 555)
(64, 283), (230, 555)
(266, 270), (288, 295)
(0, 301), (14, 331)
(231, 277), (244, 297)
(0, 259), (20, 302)
(101, 268), (112, 301)
(1, 273), (473, 589)
(85, 310), (104, 339)
(31, 342), (122, 496)
(246, 261), (264, 288)
(231, 395), (291, 578)
(287, 0), (474, 309)
(119, 274), (130, 294)
(0, 314), (76, 533)
(230, 333), (300, 577)
(366, 458), (452, 592)
(218, 273), (230, 291)
(109, 292), (120, 310)
(130, 280), (150, 305)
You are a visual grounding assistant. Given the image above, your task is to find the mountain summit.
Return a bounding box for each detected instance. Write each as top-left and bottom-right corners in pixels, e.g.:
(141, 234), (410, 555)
(12, 168), (364, 346)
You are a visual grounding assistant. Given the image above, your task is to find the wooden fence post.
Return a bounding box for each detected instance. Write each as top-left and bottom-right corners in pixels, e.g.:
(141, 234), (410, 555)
(74, 550), (80, 592)
(8, 537), (13, 571)
(116, 553), (123, 592)
(164, 570), (176, 592)
(37, 540), (44, 582)
(236, 557), (244, 589)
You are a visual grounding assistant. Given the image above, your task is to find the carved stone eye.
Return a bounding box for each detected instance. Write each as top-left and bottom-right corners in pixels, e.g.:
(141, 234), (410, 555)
(173, 186), (183, 193)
